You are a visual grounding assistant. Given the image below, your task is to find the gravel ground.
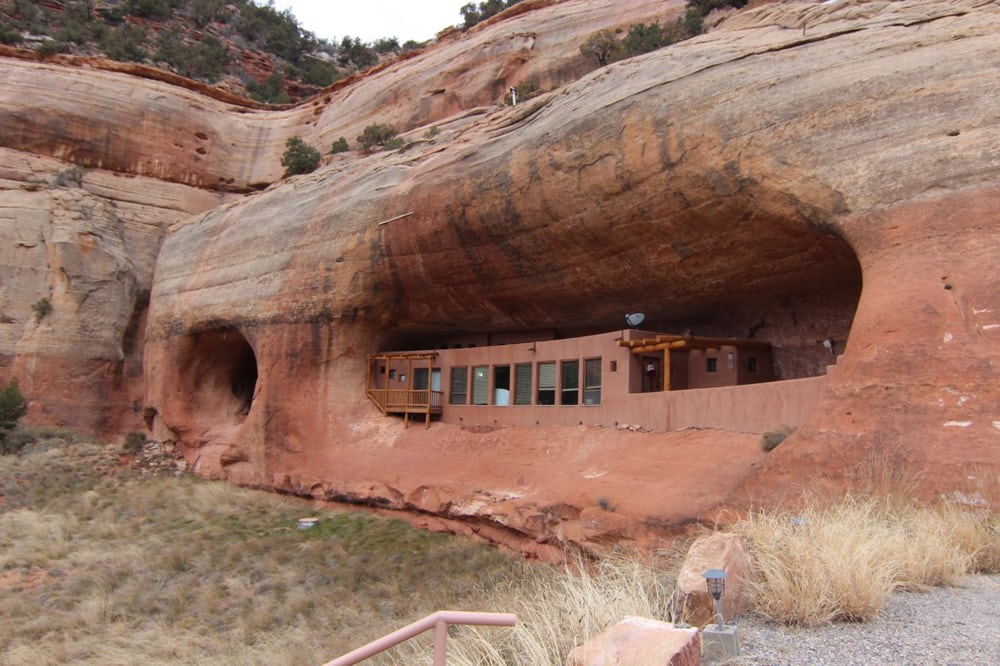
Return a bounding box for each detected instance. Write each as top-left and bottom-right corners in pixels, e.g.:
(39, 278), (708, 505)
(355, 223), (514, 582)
(723, 575), (1000, 665)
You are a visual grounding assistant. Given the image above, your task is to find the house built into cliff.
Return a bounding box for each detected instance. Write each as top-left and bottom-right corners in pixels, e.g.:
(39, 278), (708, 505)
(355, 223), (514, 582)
(366, 329), (826, 433)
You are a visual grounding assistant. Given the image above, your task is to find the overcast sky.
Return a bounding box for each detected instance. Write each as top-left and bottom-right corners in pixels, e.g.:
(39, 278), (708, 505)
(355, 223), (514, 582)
(269, 1), (470, 44)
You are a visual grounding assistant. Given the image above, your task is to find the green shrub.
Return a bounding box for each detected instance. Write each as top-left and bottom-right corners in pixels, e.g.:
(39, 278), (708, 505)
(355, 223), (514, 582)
(357, 123), (399, 152)
(246, 71), (290, 104)
(31, 297), (51, 321)
(124, 431), (147, 454)
(0, 23), (20, 45)
(54, 165), (85, 188)
(299, 58), (342, 87)
(126, 0), (178, 21)
(55, 5), (92, 45)
(338, 36), (377, 70)
(191, 0), (227, 28)
(460, 0), (526, 30)
(580, 0), (727, 70)
(761, 425), (795, 452)
(0, 378), (29, 454)
(580, 29), (623, 66)
(373, 37), (399, 54)
(12, 0), (43, 32)
(679, 7), (704, 37)
(101, 23), (147, 62)
(35, 40), (66, 57)
(329, 137), (350, 154)
(280, 136), (321, 176)
(621, 22), (668, 56)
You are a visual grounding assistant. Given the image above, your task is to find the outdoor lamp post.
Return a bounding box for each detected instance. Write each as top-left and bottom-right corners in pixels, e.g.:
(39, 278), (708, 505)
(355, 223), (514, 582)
(703, 568), (727, 630)
(701, 568), (739, 661)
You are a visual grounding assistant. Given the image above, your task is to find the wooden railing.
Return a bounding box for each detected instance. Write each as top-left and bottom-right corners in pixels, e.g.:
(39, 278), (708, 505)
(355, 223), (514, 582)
(322, 610), (516, 666)
(367, 388), (443, 413)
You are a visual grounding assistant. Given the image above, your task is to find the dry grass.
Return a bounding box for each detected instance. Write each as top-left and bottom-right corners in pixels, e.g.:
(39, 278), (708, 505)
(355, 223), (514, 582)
(390, 548), (681, 666)
(737, 484), (1000, 626)
(0, 442), (522, 665)
(4, 439), (998, 663)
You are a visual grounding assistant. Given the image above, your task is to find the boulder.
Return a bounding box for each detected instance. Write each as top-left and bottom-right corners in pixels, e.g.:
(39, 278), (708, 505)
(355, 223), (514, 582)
(567, 616), (700, 666)
(674, 533), (751, 626)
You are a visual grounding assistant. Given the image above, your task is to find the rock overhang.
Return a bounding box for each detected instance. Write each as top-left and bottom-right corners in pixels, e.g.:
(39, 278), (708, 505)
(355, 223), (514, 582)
(62, 0), (1000, 546)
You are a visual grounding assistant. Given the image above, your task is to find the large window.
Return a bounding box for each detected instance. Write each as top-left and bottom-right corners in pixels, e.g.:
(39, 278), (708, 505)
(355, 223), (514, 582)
(561, 360), (579, 405)
(472, 365), (489, 405)
(583, 358), (601, 405)
(449, 367), (468, 405)
(537, 362), (556, 405)
(514, 363), (532, 405)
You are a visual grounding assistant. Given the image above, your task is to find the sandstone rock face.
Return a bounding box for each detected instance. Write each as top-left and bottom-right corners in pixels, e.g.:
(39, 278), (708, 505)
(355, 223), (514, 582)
(2, 0), (999, 553)
(0, 148), (237, 432)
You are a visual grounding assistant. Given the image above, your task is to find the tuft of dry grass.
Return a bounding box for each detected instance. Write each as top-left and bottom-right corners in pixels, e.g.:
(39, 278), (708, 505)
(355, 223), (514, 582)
(391, 548), (681, 666)
(738, 486), (1000, 626)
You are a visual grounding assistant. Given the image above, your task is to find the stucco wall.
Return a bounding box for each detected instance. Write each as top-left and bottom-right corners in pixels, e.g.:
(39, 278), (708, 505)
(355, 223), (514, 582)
(371, 330), (828, 434)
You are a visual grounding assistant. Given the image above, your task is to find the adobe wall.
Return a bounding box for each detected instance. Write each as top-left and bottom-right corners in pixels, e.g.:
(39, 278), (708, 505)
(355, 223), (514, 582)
(373, 330), (828, 434)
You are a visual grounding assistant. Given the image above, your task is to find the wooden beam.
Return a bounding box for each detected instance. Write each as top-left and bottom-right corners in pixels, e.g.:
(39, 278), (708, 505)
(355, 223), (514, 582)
(663, 350), (671, 392)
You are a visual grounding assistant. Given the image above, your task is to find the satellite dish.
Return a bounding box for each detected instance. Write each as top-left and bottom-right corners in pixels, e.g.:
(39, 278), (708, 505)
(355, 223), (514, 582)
(625, 312), (645, 328)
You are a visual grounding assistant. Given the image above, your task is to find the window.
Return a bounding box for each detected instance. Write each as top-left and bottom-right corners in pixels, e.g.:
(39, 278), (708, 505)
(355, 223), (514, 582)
(706, 358), (718, 373)
(494, 365), (511, 406)
(748, 357), (758, 373)
(583, 358), (601, 405)
(514, 363), (532, 405)
(561, 360), (579, 405)
(472, 365), (489, 405)
(450, 367), (468, 405)
(413, 368), (429, 390)
(537, 362), (556, 405)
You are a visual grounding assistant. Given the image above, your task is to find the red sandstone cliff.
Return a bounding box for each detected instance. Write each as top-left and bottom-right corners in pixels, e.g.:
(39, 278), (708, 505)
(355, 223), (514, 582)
(2, 0), (999, 554)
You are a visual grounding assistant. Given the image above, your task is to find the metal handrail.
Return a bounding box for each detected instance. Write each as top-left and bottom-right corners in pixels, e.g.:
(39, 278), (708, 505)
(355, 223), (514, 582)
(322, 610), (516, 666)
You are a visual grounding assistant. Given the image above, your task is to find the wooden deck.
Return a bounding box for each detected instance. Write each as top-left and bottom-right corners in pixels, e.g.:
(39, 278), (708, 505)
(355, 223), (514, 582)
(367, 351), (443, 428)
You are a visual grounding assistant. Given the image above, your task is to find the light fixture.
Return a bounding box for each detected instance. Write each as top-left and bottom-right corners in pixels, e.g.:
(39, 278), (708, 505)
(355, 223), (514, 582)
(625, 312), (645, 328)
(701, 568), (741, 660)
(703, 568), (727, 630)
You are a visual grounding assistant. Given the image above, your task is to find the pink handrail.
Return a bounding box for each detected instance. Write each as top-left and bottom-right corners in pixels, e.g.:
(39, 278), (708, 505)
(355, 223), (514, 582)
(322, 610), (517, 666)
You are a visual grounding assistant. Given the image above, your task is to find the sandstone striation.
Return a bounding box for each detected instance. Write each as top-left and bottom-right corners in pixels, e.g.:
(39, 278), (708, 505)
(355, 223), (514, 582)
(1, 0), (999, 554)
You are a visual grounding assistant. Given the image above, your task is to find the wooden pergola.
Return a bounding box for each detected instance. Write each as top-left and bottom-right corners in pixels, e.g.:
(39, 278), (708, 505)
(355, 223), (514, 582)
(617, 334), (772, 392)
(366, 351), (442, 428)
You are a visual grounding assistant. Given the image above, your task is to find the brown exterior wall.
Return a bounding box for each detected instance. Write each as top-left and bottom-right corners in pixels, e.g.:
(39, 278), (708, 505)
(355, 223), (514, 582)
(371, 330), (826, 434)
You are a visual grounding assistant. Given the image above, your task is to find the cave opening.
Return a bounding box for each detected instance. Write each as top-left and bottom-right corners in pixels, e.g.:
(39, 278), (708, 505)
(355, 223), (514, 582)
(179, 327), (259, 426)
(381, 223), (863, 384)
